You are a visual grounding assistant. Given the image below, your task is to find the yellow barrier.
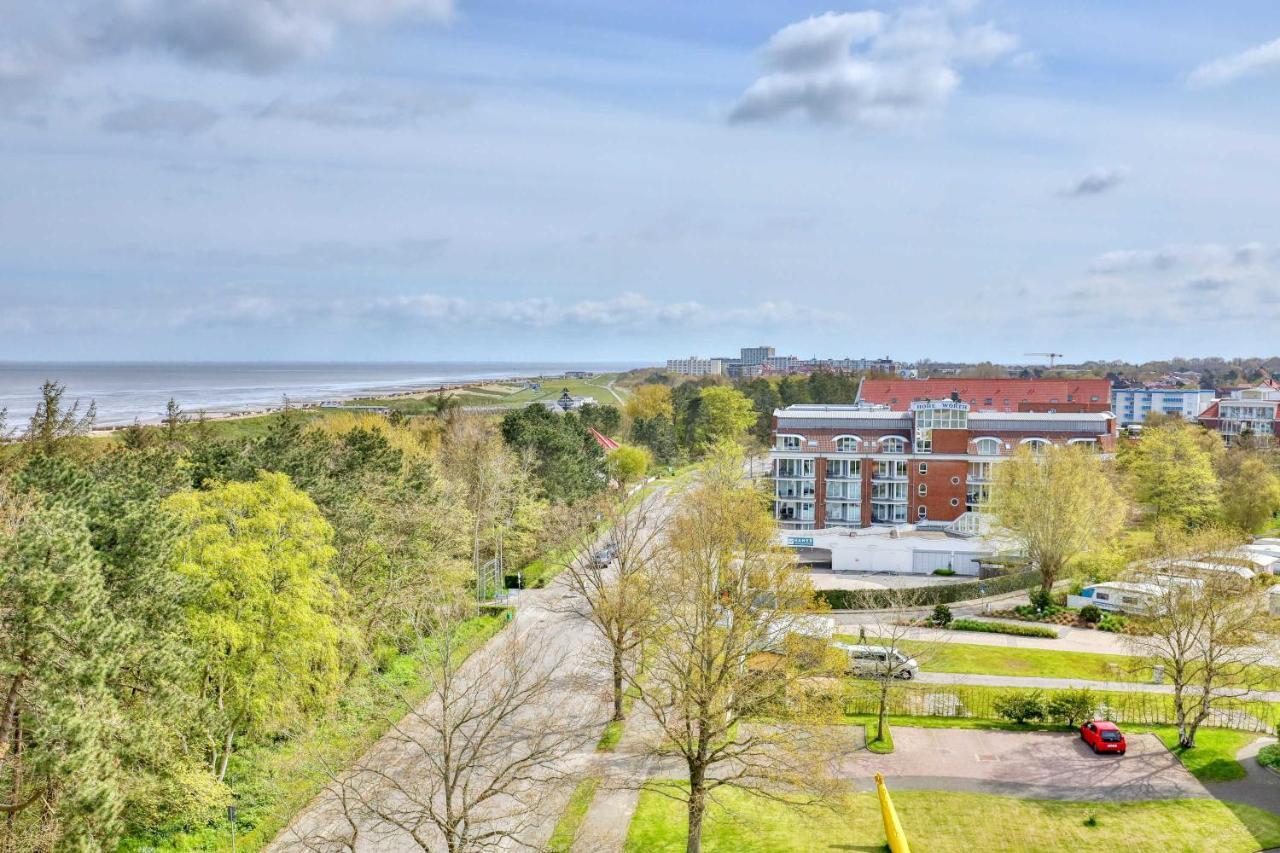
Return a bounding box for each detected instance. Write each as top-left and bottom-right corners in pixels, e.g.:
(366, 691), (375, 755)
(875, 773), (911, 853)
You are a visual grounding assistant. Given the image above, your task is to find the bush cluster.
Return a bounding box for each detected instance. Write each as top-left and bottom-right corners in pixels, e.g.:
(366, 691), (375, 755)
(1097, 614), (1129, 633)
(993, 688), (1098, 726)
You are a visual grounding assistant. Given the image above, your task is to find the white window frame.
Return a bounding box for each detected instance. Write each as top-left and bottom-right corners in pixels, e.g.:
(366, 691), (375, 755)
(834, 434), (862, 453)
(879, 436), (907, 454)
(972, 436), (1003, 456)
(776, 433), (804, 451)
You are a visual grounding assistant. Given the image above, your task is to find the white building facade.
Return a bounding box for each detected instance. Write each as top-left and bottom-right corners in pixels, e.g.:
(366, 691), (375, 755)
(1111, 388), (1216, 425)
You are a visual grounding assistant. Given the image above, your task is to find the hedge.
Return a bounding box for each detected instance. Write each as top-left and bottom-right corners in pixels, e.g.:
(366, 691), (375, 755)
(842, 683), (1279, 733)
(950, 618), (1059, 639)
(817, 569), (1043, 610)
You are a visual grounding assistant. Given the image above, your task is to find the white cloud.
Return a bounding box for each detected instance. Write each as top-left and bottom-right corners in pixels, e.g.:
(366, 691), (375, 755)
(729, 5), (1019, 126)
(255, 86), (468, 128)
(1188, 37), (1280, 88)
(1088, 242), (1266, 275)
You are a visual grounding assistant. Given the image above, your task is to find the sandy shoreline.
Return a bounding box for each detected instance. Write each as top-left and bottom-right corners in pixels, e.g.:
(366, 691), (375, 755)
(85, 376), (540, 432)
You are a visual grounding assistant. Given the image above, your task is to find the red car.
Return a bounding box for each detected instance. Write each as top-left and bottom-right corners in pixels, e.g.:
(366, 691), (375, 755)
(1080, 720), (1127, 755)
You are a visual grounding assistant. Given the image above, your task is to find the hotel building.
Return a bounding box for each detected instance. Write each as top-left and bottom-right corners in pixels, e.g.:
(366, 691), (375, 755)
(772, 381), (1117, 530)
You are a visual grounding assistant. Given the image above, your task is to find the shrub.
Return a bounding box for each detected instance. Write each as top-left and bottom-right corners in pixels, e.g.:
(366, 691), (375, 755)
(932, 567), (956, 576)
(993, 690), (1045, 724)
(1028, 587), (1055, 614)
(1046, 688), (1097, 726)
(931, 604), (953, 628)
(1097, 614), (1128, 633)
(1079, 604), (1102, 624)
(1258, 743), (1280, 771)
(1083, 815), (1099, 828)
(817, 569), (1043, 610)
(950, 618), (1058, 638)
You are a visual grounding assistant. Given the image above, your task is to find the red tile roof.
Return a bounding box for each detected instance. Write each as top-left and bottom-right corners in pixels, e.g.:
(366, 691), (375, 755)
(858, 378), (1112, 412)
(589, 427), (620, 451)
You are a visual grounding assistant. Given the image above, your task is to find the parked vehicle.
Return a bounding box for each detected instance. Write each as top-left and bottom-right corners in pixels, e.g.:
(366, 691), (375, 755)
(593, 544), (617, 567)
(834, 642), (919, 680)
(1079, 720), (1127, 755)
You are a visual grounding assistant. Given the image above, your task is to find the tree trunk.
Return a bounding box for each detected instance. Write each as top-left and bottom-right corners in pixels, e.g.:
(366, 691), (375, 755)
(876, 681), (889, 744)
(612, 647), (625, 722)
(686, 773), (706, 853)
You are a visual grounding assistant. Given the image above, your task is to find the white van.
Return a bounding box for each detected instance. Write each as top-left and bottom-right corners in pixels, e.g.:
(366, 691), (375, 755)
(834, 642), (919, 680)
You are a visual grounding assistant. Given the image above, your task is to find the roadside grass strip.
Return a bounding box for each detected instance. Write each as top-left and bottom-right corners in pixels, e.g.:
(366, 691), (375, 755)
(624, 783), (1280, 853)
(864, 720), (894, 754)
(548, 776), (601, 852)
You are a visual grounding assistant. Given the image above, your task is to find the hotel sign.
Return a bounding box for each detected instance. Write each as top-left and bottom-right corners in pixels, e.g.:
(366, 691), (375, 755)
(910, 400), (970, 412)
(787, 536), (815, 547)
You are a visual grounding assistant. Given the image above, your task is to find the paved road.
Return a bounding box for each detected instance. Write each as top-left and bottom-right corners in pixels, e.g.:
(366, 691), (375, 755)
(269, 580), (612, 852)
(833, 621), (1140, 655)
(912, 670), (1280, 703)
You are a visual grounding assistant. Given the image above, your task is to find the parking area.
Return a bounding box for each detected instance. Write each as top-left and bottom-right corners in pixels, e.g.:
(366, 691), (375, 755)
(843, 727), (1211, 801)
(807, 567), (972, 591)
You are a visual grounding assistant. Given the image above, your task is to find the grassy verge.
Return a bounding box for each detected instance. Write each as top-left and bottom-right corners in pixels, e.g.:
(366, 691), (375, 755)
(838, 713), (1257, 783)
(547, 776), (601, 852)
(598, 720), (624, 751)
(948, 618), (1059, 638)
(864, 720), (894, 754)
(120, 611), (507, 852)
(624, 783), (1280, 852)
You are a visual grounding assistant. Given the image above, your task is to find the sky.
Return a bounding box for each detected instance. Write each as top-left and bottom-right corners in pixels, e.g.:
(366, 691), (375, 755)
(1, 0), (1279, 364)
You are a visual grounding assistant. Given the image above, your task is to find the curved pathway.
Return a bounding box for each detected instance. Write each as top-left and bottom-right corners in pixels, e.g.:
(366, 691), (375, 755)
(1208, 736), (1280, 815)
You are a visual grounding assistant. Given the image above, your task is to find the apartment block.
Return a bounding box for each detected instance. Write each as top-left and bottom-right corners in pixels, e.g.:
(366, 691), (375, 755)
(771, 399), (1117, 530)
(1111, 387), (1216, 425)
(1197, 384), (1280, 445)
(665, 356), (724, 377)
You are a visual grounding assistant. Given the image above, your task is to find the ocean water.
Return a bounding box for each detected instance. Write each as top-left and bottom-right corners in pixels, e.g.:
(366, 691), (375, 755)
(0, 361), (646, 428)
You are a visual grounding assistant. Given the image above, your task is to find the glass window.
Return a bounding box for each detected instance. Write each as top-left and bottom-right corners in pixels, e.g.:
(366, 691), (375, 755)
(918, 483), (927, 496)
(917, 505), (927, 519)
(974, 438), (1001, 456)
(835, 435), (860, 452)
(777, 434), (802, 450)
(880, 436), (907, 454)
(918, 462), (928, 475)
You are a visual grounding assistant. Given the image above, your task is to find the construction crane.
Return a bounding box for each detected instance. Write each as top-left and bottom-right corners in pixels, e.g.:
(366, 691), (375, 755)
(1024, 352), (1064, 367)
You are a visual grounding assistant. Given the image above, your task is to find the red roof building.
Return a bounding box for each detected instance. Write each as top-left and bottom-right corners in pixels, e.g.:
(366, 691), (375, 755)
(857, 378), (1112, 414)
(588, 427), (620, 451)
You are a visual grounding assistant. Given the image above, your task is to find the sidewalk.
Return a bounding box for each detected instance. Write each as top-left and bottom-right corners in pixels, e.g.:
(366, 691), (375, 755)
(1207, 736), (1280, 815)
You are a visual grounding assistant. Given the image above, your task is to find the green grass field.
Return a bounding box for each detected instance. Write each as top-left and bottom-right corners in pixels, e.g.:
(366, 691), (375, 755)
(838, 635), (1280, 689)
(625, 784), (1280, 853)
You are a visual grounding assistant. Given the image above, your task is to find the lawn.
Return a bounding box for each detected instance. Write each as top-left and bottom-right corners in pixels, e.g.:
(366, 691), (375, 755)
(838, 635), (1280, 689)
(548, 776), (600, 852)
(624, 783), (1280, 853)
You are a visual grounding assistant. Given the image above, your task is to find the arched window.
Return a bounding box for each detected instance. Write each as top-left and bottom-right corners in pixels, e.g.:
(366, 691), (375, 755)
(776, 433), (804, 451)
(1020, 437), (1051, 454)
(1068, 438), (1098, 449)
(834, 435), (861, 453)
(880, 436), (907, 454)
(917, 505), (927, 519)
(918, 483), (928, 497)
(973, 437), (1002, 456)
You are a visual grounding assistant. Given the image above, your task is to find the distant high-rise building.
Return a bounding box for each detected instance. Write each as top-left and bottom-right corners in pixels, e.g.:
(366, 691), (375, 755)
(666, 356), (724, 377)
(739, 346), (776, 366)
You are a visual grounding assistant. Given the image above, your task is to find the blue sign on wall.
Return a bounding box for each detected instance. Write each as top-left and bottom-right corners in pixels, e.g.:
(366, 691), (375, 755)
(787, 536), (815, 547)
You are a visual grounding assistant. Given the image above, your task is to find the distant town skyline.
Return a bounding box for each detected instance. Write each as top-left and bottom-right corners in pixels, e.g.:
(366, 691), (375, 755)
(3, 1), (1280, 362)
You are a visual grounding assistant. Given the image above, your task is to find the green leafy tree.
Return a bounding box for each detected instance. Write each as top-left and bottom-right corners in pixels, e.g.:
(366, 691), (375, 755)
(0, 489), (122, 850)
(630, 415), (679, 465)
(166, 472), (347, 782)
(1218, 451), (1280, 532)
(624, 384), (674, 422)
(1122, 423), (1222, 528)
(991, 444), (1126, 593)
(777, 375), (812, 406)
(691, 385), (757, 454)
(162, 398), (188, 445)
(578, 403), (622, 436)
(499, 405), (605, 503)
(24, 380), (96, 456)
(607, 444), (651, 487)
(737, 378), (783, 443)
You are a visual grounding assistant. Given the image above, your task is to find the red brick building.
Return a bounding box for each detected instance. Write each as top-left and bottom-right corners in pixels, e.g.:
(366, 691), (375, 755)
(857, 378), (1113, 413)
(772, 399), (1117, 530)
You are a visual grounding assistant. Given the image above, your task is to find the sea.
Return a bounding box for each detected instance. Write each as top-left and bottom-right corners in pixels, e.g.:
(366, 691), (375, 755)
(0, 362), (648, 428)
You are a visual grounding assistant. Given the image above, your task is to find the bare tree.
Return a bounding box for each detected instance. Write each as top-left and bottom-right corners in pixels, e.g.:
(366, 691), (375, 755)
(844, 589), (945, 747)
(281, 592), (591, 853)
(1126, 528), (1277, 748)
(557, 488), (667, 722)
(630, 450), (843, 853)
